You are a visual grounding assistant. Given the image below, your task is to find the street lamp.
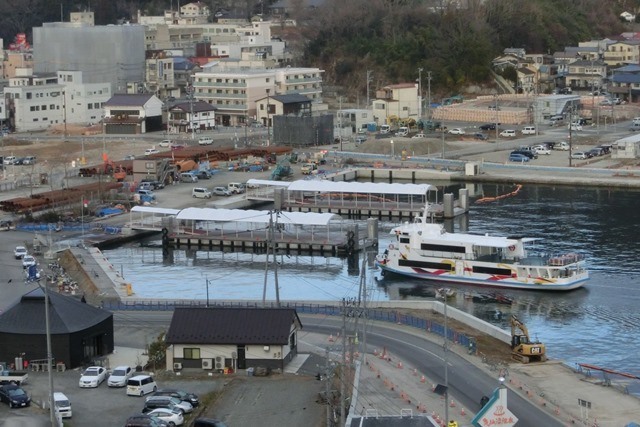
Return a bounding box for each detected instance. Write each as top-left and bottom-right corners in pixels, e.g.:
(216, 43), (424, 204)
(437, 288), (451, 425)
(390, 139), (394, 159)
(205, 276), (211, 307)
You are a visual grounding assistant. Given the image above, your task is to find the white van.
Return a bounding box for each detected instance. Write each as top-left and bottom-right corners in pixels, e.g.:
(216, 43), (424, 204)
(126, 374), (157, 396)
(192, 187), (212, 198)
(54, 392), (72, 418)
(633, 117), (640, 126)
(395, 126), (409, 137)
(380, 124), (391, 134)
(227, 182), (246, 194)
(180, 172), (198, 183)
(198, 137), (213, 146)
(521, 126), (536, 135)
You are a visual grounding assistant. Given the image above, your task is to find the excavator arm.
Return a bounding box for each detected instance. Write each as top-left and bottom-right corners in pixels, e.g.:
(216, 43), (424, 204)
(510, 314), (530, 342)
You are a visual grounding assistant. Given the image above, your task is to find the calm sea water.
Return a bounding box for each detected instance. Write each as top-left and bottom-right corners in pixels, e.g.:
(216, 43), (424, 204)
(103, 183), (640, 377)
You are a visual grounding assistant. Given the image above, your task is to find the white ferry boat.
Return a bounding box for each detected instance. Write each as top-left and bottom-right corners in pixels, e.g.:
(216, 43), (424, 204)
(375, 214), (589, 291)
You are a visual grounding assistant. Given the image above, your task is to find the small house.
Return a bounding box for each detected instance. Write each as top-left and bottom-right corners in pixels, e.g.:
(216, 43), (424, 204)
(165, 307), (302, 372)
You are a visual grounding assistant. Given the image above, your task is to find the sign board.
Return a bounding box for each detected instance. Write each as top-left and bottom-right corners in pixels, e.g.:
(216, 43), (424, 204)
(578, 399), (591, 409)
(472, 387), (518, 427)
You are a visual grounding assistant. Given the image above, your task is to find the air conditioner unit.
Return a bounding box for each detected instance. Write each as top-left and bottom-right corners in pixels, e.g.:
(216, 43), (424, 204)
(215, 356), (224, 370)
(201, 358), (213, 370)
(173, 362), (182, 370)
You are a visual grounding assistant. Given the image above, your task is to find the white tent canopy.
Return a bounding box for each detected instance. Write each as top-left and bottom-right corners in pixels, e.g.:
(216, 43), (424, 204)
(130, 206), (181, 215)
(177, 207), (340, 226)
(286, 180), (435, 195)
(245, 179), (291, 187)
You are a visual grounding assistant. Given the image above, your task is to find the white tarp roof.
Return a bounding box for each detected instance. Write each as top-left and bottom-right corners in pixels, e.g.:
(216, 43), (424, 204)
(177, 207), (340, 225)
(286, 180), (435, 195)
(130, 206), (181, 215)
(245, 179), (291, 187)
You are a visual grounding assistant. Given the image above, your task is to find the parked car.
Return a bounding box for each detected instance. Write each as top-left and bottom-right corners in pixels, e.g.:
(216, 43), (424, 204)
(107, 365), (133, 387)
(54, 391), (72, 418)
(411, 133), (426, 139)
(629, 123), (640, 132)
(487, 105), (501, 110)
(473, 133), (488, 140)
(571, 152), (588, 160)
(171, 144), (186, 151)
(22, 156), (37, 165)
(509, 153), (530, 162)
(0, 384), (31, 408)
(153, 389), (200, 407)
(448, 128), (465, 135)
(79, 366), (107, 388)
(22, 255), (37, 269)
(124, 414), (169, 427)
(511, 150), (536, 160)
(192, 187), (212, 199)
(145, 148), (160, 156)
(140, 179), (165, 190)
(499, 130), (516, 137)
(124, 154), (137, 160)
(554, 141), (570, 151)
(568, 123), (583, 131)
(143, 395), (193, 414)
(159, 140), (172, 148)
(193, 419), (228, 427)
(355, 136), (367, 144)
(586, 148), (602, 158)
(14, 246), (27, 259)
(212, 187), (232, 196)
(521, 126), (536, 135)
(3, 156), (17, 165)
(479, 123), (497, 131)
(146, 408), (185, 426)
(533, 146), (551, 155)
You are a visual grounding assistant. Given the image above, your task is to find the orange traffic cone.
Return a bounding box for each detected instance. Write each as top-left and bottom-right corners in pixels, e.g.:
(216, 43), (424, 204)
(449, 399), (456, 408)
(460, 407), (466, 416)
(420, 375), (426, 383)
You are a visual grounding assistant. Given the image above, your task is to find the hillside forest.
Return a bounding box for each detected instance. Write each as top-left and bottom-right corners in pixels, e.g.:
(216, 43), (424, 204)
(0, 0), (638, 98)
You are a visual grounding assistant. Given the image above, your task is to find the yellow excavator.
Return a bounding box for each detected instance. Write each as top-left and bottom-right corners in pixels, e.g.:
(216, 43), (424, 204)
(510, 314), (547, 363)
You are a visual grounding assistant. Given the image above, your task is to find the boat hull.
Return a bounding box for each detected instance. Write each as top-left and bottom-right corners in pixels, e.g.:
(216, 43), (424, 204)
(375, 262), (588, 291)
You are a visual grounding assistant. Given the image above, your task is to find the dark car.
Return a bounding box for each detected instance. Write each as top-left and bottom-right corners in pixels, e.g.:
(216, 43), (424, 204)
(585, 148), (601, 158)
(140, 179), (165, 190)
(153, 389), (199, 407)
(479, 123), (497, 131)
(195, 170), (211, 180)
(473, 133), (488, 140)
(0, 384), (31, 408)
(510, 150), (536, 160)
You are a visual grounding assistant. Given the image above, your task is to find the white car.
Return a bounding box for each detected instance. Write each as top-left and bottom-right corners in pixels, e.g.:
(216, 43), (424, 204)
(159, 140), (172, 148)
(14, 246), (27, 259)
(499, 130), (516, 137)
(448, 128), (465, 135)
(22, 255), (37, 269)
(533, 146), (551, 155)
(79, 366), (107, 388)
(568, 123), (583, 131)
(411, 133), (426, 139)
(571, 152), (588, 160)
(146, 408), (185, 426)
(107, 365), (133, 387)
(144, 148), (160, 156)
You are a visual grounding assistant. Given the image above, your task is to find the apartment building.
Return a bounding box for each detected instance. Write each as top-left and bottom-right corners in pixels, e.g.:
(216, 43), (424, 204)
(193, 66), (323, 126)
(603, 40), (640, 67)
(3, 69), (110, 132)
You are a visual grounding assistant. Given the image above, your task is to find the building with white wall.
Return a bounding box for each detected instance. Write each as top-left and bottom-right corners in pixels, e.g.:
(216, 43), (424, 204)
(372, 83), (418, 123)
(192, 66), (323, 126)
(3, 69), (111, 132)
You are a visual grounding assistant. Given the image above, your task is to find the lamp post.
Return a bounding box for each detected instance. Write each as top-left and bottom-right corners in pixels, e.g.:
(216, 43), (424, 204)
(441, 124), (446, 159)
(437, 288), (450, 425)
(205, 276), (211, 307)
(418, 67), (423, 119)
(38, 282), (55, 424)
(390, 139), (394, 159)
(427, 71), (432, 120)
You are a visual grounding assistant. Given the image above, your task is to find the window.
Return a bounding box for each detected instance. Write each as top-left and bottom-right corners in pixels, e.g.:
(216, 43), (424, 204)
(26, 92), (32, 99)
(183, 348), (200, 359)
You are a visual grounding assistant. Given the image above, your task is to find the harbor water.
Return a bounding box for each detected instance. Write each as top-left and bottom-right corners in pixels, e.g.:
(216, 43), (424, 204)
(103, 183), (640, 378)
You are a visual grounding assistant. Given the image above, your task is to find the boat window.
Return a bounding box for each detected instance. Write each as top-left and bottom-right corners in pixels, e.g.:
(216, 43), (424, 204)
(472, 266), (512, 276)
(420, 243), (466, 253)
(399, 237), (410, 244)
(398, 259), (455, 271)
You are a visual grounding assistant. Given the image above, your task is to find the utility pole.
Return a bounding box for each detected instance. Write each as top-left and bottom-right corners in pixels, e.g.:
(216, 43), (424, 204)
(366, 70), (373, 109)
(261, 210), (280, 307)
(443, 290), (449, 425)
(341, 298), (347, 427)
(338, 96), (343, 151)
(418, 68), (423, 119)
(189, 77), (195, 140)
(427, 71), (432, 120)
(42, 283), (55, 424)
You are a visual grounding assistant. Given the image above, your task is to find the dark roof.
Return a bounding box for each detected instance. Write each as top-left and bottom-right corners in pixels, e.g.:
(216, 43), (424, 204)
(104, 94), (155, 107)
(614, 64), (640, 73)
(0, 288), (112, 334)
(170, 101), (217, 112)
(270, 94), (311, 104)
(165, 307), (301, 345)
(611, 73), (640, 84)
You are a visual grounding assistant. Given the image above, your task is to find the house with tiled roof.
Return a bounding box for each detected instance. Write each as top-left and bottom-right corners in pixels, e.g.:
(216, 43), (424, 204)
(102, 94), (164, 134)
(165, 307), (302, 372)
(167, 100), (217, 132)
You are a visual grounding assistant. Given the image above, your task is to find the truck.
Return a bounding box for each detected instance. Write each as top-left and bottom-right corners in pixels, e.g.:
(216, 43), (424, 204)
(0, 370), (29, 385)
(300, 163), (317, 175)
(510, 314), (546, 363)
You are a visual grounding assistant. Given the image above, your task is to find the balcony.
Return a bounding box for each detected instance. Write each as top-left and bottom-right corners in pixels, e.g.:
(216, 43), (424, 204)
(194, 81), (245, 88)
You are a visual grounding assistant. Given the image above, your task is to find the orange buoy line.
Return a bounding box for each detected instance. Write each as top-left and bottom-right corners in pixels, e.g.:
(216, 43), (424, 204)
(578, 363), (640, 380)
(475, 184), (523, 204)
